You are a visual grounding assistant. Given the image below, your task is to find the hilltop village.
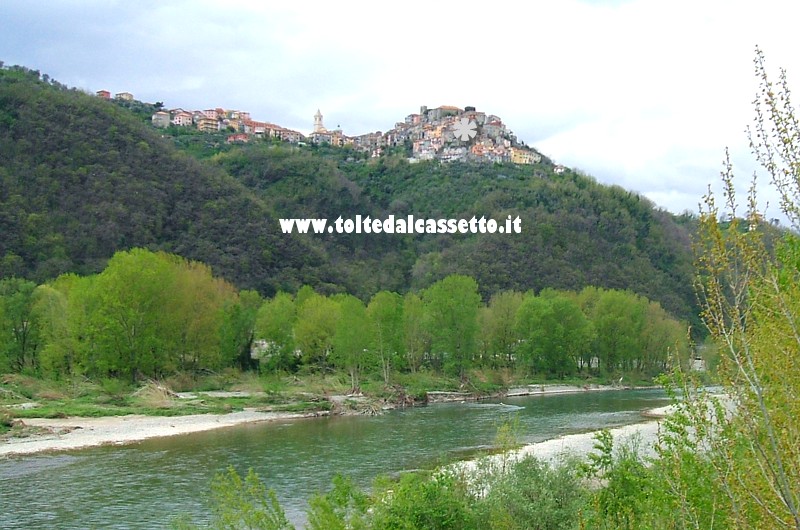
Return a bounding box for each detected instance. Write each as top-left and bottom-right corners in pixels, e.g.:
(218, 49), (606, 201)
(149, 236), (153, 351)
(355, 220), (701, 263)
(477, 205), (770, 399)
(96, 90), (546, 165)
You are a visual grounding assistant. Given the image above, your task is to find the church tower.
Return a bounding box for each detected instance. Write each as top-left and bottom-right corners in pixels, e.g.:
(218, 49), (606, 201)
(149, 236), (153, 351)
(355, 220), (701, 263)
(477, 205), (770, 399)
(313, 109), (326, 133)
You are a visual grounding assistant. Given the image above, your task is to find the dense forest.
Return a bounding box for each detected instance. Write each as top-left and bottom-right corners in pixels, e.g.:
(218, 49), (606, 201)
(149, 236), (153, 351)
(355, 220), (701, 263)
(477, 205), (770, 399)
(0, 248), (689, 384)
(0, 65), (328, 295)
(0, 65), (700, 329)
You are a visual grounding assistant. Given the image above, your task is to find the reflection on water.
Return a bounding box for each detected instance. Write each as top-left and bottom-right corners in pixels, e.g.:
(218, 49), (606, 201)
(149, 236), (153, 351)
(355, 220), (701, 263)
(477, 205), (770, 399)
(0, 389), (669, 529)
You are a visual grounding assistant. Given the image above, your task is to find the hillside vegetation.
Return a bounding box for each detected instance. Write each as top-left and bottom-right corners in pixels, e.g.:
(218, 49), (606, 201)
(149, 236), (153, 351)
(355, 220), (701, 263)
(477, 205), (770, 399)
(0, 66), (326, 295)
(0, 64), (698, 325)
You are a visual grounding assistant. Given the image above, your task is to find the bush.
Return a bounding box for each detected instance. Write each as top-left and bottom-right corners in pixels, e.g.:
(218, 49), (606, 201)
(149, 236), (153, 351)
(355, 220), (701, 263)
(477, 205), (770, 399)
(0, 411), (14, 432)
(369, 470), (478, 530)
(475, 455), (589, 530)
(99, 377), (131, 404)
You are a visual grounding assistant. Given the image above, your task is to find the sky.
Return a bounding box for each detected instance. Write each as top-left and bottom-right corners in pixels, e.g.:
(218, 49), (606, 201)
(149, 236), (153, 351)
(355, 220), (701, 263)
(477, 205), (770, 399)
(2, 0), (799, 220)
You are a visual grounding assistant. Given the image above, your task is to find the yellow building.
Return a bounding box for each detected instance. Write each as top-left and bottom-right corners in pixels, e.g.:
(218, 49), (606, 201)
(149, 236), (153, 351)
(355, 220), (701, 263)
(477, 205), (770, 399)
(510, 147), (542, 165)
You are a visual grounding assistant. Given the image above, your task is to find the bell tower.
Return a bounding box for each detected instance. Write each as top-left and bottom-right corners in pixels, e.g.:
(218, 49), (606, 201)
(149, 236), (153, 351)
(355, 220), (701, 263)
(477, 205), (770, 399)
(313, 109), (326, 133)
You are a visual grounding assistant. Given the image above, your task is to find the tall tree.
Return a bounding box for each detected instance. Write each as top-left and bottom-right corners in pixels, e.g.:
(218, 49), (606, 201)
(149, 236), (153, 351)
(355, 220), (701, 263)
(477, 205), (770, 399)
(590, 290), (645, 374)
(254, 292), (297, 372)
(481, 290), (524, 368)
(423, 275), (481, 379)
(219, 289), (262, 371)
(332, 295), (372, 393)
(165, 258), (239, 372)
(30, 284), (70, 377)
(88, 249), (177, 380)
(0, 278), (40, 373)
(294, 292), (339, 370)
(367, 291), (403, 384)
(402, 292), (428, 373)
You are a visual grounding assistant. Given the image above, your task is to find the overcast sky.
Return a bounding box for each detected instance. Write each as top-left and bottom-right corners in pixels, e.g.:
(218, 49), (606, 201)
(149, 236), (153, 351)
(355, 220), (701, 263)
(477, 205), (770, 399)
(2, 0), (799, 218)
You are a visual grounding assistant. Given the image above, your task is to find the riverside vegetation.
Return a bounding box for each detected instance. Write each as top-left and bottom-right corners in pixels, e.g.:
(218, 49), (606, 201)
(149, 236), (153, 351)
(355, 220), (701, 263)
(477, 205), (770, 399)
(0, 63), (700, 330)
(0, 247), (688, 430)
(1, 61), (694, 425)
(2, 49), (799, 529)
(161, 50), (800, 530)
(169, 49), (799, 529)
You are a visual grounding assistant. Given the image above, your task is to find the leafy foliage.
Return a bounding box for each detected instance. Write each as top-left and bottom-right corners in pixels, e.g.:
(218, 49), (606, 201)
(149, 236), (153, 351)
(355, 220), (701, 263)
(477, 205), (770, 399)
(0, 64), (703, 328)
(0, 65), (326, 295)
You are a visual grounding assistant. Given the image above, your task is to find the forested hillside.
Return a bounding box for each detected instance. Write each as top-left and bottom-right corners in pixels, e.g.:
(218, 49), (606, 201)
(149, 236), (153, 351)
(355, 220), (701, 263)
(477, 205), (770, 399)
(0, 66), (327, 294)
(0, 64), (698, 324)
(214, 146), (698, 324)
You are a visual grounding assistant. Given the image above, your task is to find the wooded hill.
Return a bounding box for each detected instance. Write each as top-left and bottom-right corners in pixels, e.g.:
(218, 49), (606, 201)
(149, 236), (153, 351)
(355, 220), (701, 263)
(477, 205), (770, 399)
(0, 65), (328, 295)
(0, 65), (699, 325)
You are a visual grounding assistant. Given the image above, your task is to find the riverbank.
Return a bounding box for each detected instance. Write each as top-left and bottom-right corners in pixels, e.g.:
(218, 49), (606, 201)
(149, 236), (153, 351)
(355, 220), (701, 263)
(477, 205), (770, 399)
(0, 386), (670, 458)
(426, 383), (656, 403)
(454, 403), (675, 479)
(505, 403), (673, 462)
(0, 409), (329, 457)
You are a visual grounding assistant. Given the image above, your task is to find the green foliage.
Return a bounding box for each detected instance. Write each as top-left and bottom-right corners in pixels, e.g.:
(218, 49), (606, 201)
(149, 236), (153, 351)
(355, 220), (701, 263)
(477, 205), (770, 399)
(3, 248), (688, 386)
(369, 470), (478, 530)
(0, 64), (701, 324)
(590, 290), (646, 374)
(479, 290), (523, 368)
(515, 291), (594, 377)
(423, 275), (481, 378)
(293, 290), (340, 370)
(580, 430), (676, 529)
(475, 456), (588, 530)
(206, 467), (293, 530)
(331, 295), (372, 392)
(306, 475), (370, 530)
(254, 292), (298, 372)
(367, 291), (404, 384)
(99, 377), (130, 404)
(651, 47), (800, 529)
(218, 289), (262, 371)
(0, 277), (39, 373)
(402, 292), (428, 374)
(0, 65), (325, 295)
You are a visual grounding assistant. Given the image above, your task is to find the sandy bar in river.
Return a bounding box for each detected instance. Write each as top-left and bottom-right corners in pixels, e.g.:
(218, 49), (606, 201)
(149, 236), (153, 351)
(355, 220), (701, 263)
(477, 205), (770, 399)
(0, 409), (326, 457)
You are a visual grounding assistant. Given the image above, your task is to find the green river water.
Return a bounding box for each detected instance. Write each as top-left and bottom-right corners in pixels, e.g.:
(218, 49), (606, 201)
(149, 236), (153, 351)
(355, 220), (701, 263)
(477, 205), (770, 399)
(0, 388), (670, 528)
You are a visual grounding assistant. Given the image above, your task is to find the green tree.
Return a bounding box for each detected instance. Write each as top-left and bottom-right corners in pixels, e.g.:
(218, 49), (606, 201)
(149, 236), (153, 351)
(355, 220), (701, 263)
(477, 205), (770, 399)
(661, 48), (800, 529)
(218, 289), (262, 371)
(515, 294), (553, 374)
(367, 290), (403, 384)
(0, 277), (40, 372)
(294, 292), (339, 370)
(403, 292), (429, 373)
(254, 292), (297, 372)
(548, 291), (594, 377)
(306, 475), (369, 530)
(166, 258), (239, 372)
(590, 290), (645, 374)
(423, 275), (481, 379)
(639, 300), (687, 375)
(88, 249), (177, 380)
(516, 293), (591, 377)
(331, 295), (372, 393)
(480, 290), (523, 368)
(30, 284), (70, 377)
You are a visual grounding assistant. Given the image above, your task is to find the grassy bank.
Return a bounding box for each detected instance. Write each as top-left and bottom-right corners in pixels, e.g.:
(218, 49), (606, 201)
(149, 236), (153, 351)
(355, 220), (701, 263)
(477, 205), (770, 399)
(0, 369), (660, 429)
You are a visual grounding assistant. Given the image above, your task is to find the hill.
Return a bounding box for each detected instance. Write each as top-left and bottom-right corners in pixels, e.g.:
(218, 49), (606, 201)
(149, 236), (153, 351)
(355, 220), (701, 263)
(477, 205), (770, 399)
(0, 64), (699, 324)
(0, 65), (330, 294)
(213, 145), (698, 324)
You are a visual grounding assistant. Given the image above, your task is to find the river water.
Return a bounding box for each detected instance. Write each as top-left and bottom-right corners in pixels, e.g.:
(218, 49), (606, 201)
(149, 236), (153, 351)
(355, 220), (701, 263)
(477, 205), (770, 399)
(0, 388), (669, 528)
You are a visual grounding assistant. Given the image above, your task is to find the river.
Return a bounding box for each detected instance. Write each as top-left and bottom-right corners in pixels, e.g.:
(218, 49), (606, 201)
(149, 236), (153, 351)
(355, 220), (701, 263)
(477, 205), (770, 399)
(0, 388), (669, 528)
